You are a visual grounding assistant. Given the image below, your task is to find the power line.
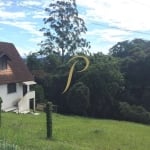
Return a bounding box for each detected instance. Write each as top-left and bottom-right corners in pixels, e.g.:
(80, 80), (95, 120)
(22, 2), (150, 37)
(92, 22), (150, 36)
(30, 4), (150, 37)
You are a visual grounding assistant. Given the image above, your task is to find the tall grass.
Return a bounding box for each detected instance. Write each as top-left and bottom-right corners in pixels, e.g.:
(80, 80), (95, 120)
(0, 140), (19, 150)
(0, 112), (150, 150)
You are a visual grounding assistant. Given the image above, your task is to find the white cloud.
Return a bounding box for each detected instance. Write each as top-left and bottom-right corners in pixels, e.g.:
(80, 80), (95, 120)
(85, 27), (134, 54)
(77, 0), (150, 31)
(15, 46), (29, 57)
(16, 45), (40, 57)
(90, 44), (112, 54)
(1, 0), (150, 55)
(85, 28), (130, 54)
(16, 0), (50, 9)
(18, 1), (42, 7)
(100, 29), (131, 42)
(0, 10), (25, 19)
(32, 11), (47, 19)
(29, 36), (43, 44)
(0, 1), (13, 7)
(0, 21), (42, 37)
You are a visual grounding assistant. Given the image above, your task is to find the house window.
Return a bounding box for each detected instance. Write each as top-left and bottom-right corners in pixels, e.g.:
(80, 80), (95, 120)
(0, 57), (7, 70)
(7, 83), (16, 94)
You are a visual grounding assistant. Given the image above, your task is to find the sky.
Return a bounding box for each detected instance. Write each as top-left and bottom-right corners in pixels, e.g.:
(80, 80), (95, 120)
(1, 0), (150, 56)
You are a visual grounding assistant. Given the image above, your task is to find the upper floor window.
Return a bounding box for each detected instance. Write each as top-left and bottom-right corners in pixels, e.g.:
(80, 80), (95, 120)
(0, 57), (7, 70)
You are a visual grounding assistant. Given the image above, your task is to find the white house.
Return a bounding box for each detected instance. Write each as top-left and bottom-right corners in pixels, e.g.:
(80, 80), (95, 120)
(0, 42), (36, 113)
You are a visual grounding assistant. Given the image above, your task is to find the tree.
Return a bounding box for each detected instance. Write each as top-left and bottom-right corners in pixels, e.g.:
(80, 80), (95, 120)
(33, 84), (45, 103)
(80, 54), (124, 118)
(109, 38), (149, 58)
(109, 38), (150, 112)
(42, 54), (61, 73)
(26, 52), (42, 71)
(66, 82), (90, 115)
(109, 40), (132, 57)
(40, 0), (90, 62)
(119, 102), (150, 124)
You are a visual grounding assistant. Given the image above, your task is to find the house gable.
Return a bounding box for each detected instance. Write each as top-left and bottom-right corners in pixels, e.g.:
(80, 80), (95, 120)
(0, 53), (11, 70)
(0, 42), (34, 85)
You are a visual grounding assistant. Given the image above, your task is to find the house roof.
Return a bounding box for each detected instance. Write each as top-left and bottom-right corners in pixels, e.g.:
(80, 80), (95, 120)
(0, 52), (11, 61)
(0, 42), (34, 85)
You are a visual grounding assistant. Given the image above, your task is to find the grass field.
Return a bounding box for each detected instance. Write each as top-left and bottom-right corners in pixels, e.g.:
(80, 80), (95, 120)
(0, 112), (150, 150)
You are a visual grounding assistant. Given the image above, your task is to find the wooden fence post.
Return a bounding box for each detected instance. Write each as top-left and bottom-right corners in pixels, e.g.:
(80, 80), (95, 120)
(0, 97), (2, 127)
(46, 102), (52, 139)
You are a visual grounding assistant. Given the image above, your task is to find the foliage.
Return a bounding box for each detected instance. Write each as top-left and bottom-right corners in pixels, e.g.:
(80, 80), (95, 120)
(109, 38), (149, 58)
(0, 113), (150, 150)
(35, 74), (67, 113)
(80, 54), (124, 118)
(66, 82), (90, 115)
(109, 38), (150, 113)
(26, 37), (150, 123)
(26, 53), (42, 71)
(30, 54), (124, 119)
(40, 0), (90, 62)
(33, 84), (45, 103)
(42, 54), (62, 72)
(119, 102), (150, 124)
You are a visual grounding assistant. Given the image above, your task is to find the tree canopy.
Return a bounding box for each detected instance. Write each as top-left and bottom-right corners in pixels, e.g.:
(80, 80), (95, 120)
(40, 0), (90, 62)
(27, 15), (150, 125)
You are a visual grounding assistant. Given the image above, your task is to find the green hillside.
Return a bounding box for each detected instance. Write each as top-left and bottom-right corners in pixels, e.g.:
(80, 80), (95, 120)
(0, 112), (150, 150)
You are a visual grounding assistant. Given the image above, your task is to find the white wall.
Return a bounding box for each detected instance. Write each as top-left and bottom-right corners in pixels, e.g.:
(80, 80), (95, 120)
(0, 83), (23, 110)
(18, 91), (35, 113)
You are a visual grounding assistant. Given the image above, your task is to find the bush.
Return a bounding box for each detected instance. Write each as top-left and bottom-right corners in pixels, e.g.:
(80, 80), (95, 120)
(33, 84), (45, 103)
(119, 102), (150, 124)
(66, 82), (90, 116)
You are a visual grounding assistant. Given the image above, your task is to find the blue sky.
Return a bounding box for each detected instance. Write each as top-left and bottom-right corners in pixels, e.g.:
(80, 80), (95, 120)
(1, 0), (150, 56)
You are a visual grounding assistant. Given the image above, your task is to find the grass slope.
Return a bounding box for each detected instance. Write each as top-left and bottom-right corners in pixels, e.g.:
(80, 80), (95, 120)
(0, 112), (150, 150)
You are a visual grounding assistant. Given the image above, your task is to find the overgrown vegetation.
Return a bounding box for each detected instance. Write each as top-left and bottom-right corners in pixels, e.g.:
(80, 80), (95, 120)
(0, 112), (150, 150)
(119, 102), (150, 124)
(28, 39), (150, 124)
(66, 82), (90, 116)
(25, 0), (150, 124)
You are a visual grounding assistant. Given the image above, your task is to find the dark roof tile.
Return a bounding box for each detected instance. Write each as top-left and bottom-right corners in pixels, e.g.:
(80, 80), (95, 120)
(0, 42), (34, 84)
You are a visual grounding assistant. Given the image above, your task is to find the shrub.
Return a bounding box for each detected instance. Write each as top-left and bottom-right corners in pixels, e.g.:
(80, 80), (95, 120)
(119, 102), (150, 124)
(66, 82), (90, 116)
(33, 84), (45, 103)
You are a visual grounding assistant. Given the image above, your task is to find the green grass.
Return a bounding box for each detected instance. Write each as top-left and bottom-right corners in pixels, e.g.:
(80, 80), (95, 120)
(0, 139), (19, 150)
(0, 112), (150, 150)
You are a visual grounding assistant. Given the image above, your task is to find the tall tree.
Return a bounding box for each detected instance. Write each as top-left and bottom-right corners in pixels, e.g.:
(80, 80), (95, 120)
(109, 38), (149, 58)
(26, 52), (42, 71)
(109, 38), (150, 112)
(40, 0), (90, 62)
